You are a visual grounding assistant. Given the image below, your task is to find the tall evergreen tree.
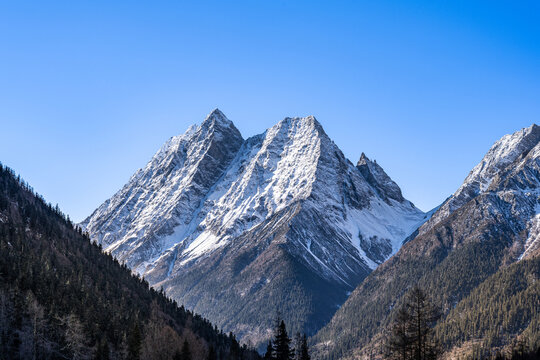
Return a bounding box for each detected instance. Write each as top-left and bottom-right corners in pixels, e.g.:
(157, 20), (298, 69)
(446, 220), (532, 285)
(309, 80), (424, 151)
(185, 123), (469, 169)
(298, 335), (310, 360)
(181, 339), (192, 360)
(229, 333), (240, 360)
(385, 287), (441, 360)
(207, 345), (217, 360)
(273, 320), (292, 360)
(386, 308), (414, 360)
(127, 322), (142, 360)
(264, 340), (274, 360)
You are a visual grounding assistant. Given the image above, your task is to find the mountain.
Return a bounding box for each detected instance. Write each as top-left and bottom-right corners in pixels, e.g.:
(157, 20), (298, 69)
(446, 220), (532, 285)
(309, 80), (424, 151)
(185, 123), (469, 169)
(312, 124), (540, 359)
(81, 109), (426, 347)
(0, 163), (259, 360)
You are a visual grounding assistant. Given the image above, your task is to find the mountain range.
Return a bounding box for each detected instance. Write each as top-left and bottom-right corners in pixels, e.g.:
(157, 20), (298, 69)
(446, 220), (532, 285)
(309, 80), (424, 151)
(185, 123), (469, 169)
(2, 107), (538, 359)
(312, 124), (540, 359)
(81, 109), (428, 347)
(80, 109), (539, 358)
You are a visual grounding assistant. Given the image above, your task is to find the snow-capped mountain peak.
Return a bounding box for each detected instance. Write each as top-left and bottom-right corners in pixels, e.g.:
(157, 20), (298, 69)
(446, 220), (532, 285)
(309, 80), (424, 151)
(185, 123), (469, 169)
(200, 108), (236, 131)
(420, 123), (540, 237)
(462, 124), (540, 193)
(82, 111), (426, 275)
(81, 109), (244, 265)
(80, 110), (429, 346)
(357, 153), (405, 203)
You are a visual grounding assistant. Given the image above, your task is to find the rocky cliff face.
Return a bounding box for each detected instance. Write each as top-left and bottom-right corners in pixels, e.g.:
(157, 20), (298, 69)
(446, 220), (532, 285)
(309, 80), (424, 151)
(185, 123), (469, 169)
(312, 124), (540, 359)
(420, 124), (540, 235)
(81, 109), (425, 347)
(81, 109), (244, 270)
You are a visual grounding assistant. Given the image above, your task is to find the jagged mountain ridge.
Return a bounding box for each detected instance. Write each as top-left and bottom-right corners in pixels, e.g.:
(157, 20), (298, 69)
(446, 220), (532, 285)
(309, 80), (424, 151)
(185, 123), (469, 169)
(81, 110), (244, 269)
(82, 109), (426, 346)
(420, 124), (540, 235)
(312, 124), (540, 359)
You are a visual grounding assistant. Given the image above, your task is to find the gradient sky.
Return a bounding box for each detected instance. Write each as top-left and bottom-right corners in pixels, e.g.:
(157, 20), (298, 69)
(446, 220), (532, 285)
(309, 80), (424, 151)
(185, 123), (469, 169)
(1, 1), (539, 222)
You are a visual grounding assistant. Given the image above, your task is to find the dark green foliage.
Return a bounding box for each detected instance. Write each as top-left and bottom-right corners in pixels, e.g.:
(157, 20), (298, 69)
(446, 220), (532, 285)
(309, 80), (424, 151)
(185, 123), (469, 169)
(207, 345), (217, 360)
(264, 316), (309, 360)
(0, 163), (259, 359)
(274, 320), (293, 360)
(490, 338), (540, 360)
(507, 340), (540, 360)
(181, 339), (192, 360)
(264, 341), (274, 360)
(95, 337), (110, 360)
(298, 334), (310, 360)
(127, 322), (142, 360)
(384, 287), (441, 360)
(435, 257), (540, 355)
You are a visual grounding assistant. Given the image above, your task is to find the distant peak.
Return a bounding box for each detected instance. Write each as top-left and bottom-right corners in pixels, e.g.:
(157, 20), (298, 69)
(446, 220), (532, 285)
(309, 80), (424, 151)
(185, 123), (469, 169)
(357, 152), (370, 166)
(196, 108), (243, 145)
(527, 123), (539, 133)
(357, 153), (405, 203)
(280, 115), (318, 124)
(357, 153), (377, 166)
(203, 108), (228, 124)
(277, 115), (326, 137)
(199, 108), (241, 134)
(209, 107), (225, 117)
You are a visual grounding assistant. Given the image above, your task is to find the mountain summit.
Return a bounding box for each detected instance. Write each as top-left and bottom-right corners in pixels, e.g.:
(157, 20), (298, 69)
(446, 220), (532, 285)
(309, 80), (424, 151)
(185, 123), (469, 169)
(421, 123), (540, 235)
(81, 110), (426, 347)
(313, 124), (540, 359)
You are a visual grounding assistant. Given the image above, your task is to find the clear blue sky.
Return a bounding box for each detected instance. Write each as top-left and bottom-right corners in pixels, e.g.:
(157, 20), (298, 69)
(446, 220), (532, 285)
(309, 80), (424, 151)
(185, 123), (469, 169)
(1, 1), (539, 222)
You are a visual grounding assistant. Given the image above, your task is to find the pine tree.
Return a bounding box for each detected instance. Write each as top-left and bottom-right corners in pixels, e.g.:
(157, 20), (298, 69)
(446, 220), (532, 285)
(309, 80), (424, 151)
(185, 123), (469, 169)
(264, 340), (274, 360)
(274, 320), (292, 360)
(181, 339), (192, 360)
(127, 323), (142, 360)
(207, 345), (217, 360)
(299, 335), (310, 360)
(385, 287), (440, 360)
(386, 308), (414, 360)
(229, 334), (240, 360)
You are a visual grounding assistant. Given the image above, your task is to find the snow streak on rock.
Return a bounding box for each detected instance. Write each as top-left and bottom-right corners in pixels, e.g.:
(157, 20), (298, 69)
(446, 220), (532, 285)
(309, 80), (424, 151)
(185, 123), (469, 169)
(81, 110), (431, 345)
(420, 124), (540, 236)
(82, 111), (425, 282)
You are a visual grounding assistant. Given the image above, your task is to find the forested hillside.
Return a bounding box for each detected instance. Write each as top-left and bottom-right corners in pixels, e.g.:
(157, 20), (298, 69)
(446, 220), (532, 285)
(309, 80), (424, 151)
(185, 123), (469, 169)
(312, 125), (540, 359)
(435, 257), (540, 359)
(0, 163), (259, 360)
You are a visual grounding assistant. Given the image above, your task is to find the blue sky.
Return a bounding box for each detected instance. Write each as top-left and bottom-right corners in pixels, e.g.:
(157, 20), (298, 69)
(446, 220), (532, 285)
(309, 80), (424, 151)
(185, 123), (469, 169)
(1, 1), (539, 221)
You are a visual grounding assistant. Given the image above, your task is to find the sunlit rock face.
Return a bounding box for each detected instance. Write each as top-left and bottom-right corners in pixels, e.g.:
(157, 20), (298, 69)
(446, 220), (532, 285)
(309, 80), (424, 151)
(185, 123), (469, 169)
(82, 109), (425, 347)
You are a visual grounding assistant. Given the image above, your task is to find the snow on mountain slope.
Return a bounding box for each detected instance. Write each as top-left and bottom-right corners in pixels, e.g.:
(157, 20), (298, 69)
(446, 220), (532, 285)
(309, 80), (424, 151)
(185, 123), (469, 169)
(415, 123), (540, 262)
(81, 110), (428, 345)
(81, 109), (244, 268)
(357, 152), (405, 203)
(420, 124), (540, 235)
(82, 111), (425, 280)
(312, 124), (540, 360)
